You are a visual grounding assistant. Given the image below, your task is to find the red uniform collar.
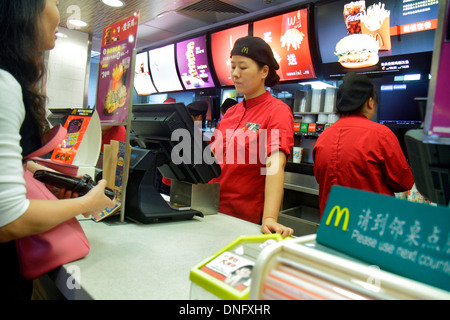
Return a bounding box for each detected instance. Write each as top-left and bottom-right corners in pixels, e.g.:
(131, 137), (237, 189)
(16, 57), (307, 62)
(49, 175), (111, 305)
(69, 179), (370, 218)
(243, 91), (271, 109)
(340, 113), (369, 120)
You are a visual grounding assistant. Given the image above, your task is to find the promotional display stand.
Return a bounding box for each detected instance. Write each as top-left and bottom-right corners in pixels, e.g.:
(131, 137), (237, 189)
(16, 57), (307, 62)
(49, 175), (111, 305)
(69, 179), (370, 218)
(44, 108), (102, 178)
(95, 12), (140, 222)
(190, 234), (286, 300)
(423, 0), (450, 144)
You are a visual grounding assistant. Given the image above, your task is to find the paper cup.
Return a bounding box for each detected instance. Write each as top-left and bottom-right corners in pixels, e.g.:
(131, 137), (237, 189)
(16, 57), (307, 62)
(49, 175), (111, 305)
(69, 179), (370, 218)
(293, 147), (303, 163)
(303, 114), (317, 123)
(317, 113), (329, 124)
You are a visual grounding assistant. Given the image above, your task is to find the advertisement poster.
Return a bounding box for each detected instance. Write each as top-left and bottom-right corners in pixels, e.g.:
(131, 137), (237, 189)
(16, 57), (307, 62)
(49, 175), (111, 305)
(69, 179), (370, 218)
(51, 109), (93, 164)
(200, 251), (254, 291)
(316, 0), (439, 76)
(253, 9), (316, 81)
(427, 1), (450, 139)
(92, 140), (127, 222)
(211, 24), (249, 86)
(96, 12), (139, 123)
(134, 51), (157, 96)
(176, 35), (215, 89)
(148, 44), (184, 92)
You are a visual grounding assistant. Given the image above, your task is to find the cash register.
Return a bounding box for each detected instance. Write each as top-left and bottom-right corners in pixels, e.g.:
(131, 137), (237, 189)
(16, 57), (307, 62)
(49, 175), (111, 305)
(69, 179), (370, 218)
(126, 102), (221, 223)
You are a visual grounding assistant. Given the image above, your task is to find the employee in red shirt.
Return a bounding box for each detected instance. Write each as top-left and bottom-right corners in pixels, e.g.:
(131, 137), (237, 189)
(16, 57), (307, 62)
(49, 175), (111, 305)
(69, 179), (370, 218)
(187, 100), (208, 129)
(101, 125), (127, 153)
(313, 72), (414, 217)
(209, 36), (294, 238)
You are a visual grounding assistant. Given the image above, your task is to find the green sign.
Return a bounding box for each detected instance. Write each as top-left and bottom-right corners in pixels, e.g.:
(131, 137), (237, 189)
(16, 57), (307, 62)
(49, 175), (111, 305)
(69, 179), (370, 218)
(300, 123), (308, 133)
(316, 186), (450, 292)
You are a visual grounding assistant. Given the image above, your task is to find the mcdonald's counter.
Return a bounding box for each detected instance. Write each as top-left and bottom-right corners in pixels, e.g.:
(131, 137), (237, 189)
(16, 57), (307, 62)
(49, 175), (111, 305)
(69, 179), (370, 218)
(39, 213), (261, 300)
(280, 162), (321, 237)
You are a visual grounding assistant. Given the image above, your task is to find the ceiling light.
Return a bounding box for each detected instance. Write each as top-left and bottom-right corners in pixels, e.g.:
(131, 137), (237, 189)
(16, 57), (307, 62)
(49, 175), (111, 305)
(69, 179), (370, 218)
(56, 32), (67, 38)
(68, 19), (88, 27)
(101, 0), (124, 7)
(300, 81), (334, 90)
(156, 11), (174, 18)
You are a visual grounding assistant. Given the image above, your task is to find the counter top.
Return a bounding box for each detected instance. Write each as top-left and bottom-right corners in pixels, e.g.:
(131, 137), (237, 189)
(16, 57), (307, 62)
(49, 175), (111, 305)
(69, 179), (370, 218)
(285, 162), (314, 175)
(48, 213), (261, 300)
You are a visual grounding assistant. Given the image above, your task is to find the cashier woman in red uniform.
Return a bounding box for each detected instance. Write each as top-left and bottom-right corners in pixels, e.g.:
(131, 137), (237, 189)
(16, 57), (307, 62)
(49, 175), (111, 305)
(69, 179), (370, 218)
(209, 36), (294, 238)
(313, 72), (414, 217)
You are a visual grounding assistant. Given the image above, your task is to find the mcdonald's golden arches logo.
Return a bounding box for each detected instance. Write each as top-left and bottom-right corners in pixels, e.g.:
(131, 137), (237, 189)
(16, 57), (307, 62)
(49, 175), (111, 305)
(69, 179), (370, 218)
(241, 46), (249, 54)
(325, 205), (350, 231)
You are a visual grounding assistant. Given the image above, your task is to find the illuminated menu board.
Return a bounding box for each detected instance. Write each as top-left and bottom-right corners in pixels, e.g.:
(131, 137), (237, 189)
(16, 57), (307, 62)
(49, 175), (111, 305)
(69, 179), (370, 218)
(176, 35), (215, 89)
(253, 8), (316, 81)
(211, 24), (249, 86)
(148, 44), (183, 92)
(134, 51), (157, 95)
(316, 0), (439, 76)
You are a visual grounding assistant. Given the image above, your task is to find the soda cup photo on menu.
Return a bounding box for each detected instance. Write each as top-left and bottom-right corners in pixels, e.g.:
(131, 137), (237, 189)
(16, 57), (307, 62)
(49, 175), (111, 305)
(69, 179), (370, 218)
(343, 1), (366, 35)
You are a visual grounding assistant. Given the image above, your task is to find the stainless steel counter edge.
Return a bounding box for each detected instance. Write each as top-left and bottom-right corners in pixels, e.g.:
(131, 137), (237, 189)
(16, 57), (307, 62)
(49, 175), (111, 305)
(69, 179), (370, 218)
(46, 213), (261, 300)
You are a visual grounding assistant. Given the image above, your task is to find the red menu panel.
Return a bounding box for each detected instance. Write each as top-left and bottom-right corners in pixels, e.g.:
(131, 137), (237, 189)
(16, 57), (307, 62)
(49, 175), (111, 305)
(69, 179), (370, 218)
(211, 24), (249, 86)
(253, 9), (316, 81)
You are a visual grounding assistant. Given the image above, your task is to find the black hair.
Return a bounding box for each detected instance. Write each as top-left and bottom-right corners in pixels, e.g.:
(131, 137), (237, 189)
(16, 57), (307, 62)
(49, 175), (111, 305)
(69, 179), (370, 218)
(187, 100), (208, 128)
(256, 61), (280, 87)
(0, 0), (49, 138)
(220, 98), (238, 115)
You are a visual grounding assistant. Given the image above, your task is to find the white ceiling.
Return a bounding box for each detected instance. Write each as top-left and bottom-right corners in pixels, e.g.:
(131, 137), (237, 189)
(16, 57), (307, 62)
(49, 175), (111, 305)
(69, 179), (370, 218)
(58, 0), (314, 53)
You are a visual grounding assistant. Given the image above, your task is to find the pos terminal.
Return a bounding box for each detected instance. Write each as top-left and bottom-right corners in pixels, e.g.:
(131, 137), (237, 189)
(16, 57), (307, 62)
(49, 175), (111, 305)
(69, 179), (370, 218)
(126, 103), (221, 223)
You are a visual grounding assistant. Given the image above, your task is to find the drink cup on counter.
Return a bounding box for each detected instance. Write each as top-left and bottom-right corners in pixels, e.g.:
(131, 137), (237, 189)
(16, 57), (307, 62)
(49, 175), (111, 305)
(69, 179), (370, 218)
(292, 147), (303, 163)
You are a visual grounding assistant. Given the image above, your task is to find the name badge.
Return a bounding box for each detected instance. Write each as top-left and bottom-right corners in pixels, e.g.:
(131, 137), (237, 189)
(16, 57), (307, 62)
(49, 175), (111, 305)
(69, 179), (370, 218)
(243, 122), (260, 133)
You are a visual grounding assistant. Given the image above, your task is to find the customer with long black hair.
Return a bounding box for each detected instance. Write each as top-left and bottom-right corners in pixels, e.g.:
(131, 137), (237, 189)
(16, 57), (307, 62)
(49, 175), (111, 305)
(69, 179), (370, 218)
(0, 0), (115, 299)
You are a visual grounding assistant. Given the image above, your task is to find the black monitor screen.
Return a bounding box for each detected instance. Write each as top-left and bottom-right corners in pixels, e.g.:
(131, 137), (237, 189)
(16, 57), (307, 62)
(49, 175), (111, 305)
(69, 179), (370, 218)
(378, 80), (429, 126)
(126, 102), (221, 223)
(405, 129), (450, 206)
(131, 102), (220, 184)
(315, 0), (439, 77)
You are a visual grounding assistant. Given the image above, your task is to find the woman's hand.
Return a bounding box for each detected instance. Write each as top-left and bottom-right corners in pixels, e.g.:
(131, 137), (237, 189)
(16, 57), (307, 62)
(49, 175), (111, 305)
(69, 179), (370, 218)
(79, 179), (116, 217)
(261, 151), (295, 238)
(48, 177), (115, 217)
(50, 186), (79, 199)
(46, 175), (82, 199)
(261, 217), (294, 238)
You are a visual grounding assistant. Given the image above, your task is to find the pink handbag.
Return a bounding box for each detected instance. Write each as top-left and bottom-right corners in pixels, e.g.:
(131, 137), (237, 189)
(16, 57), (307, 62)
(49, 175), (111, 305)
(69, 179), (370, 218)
(15, 125), (90, 280)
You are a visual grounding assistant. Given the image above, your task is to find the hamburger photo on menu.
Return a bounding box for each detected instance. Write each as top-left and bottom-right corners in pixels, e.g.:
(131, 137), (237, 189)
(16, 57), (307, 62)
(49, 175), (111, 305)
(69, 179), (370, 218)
(334, 1), (389, 69)
(335, 33), (380, 68)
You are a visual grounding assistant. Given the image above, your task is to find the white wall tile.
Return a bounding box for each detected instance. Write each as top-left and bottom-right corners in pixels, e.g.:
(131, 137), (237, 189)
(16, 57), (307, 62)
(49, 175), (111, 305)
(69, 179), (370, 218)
(46, 27), (89, 110)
